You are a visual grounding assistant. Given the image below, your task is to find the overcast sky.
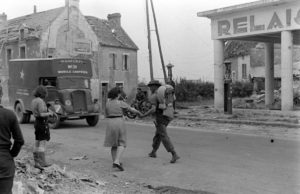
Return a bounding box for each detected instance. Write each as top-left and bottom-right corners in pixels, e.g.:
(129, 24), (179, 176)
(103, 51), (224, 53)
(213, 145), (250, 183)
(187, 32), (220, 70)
(2, 0), (255, 82)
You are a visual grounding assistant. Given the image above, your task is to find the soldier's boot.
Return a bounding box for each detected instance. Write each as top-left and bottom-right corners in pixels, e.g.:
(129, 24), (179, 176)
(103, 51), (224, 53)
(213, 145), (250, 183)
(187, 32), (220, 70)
(148, 150), (157, 158)
(33, 152), (44, 170)
(39, 152), (52, 167)
(170, 150), (180, 163)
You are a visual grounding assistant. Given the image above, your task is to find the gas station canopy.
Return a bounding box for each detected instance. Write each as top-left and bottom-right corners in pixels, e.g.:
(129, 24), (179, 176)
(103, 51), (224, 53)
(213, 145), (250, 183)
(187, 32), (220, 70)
(197, 0), (300, 44)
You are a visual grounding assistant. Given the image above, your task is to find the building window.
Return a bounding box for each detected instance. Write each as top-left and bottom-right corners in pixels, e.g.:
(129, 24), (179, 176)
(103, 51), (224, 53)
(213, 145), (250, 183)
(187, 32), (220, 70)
(122, 54), (129, 71)
(115, 82), (124, 90)
(20, 29), (25, 40)
(20, 46), (26, 59)
(109, 53), (116, 70)
(6, 49), (12, 66)
(242, 64), (247, 79)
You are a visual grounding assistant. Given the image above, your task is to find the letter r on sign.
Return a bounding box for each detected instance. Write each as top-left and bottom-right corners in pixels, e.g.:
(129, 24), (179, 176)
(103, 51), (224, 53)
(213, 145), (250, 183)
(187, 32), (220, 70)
(218, 20), (231, 36)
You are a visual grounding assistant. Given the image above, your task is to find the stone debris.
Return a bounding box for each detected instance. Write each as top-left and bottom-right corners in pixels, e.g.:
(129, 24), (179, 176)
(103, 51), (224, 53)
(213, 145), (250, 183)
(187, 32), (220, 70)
(13, 156), (106, 194)
(69, 155), (88, 160)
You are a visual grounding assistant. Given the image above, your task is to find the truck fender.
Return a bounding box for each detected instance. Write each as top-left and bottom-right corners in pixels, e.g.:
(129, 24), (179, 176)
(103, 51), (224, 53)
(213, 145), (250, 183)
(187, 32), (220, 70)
(14, 99), (31, 124)
(14, 99), (26, 113)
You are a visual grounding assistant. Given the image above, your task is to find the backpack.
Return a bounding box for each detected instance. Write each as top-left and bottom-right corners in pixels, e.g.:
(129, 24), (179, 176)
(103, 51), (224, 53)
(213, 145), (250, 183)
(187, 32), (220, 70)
(157, 84), (175, 119)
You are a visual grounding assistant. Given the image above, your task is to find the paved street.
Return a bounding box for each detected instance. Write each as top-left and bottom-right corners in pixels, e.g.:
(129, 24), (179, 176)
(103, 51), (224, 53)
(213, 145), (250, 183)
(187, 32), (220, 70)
(18, 119), (300, 194)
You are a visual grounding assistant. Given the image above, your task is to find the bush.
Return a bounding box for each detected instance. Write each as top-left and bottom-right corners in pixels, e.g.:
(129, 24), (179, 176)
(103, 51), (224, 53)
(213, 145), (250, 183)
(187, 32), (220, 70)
(232, 81), (253, 97)
(175, 78), (214, 102)
(174, 79), (253, 101)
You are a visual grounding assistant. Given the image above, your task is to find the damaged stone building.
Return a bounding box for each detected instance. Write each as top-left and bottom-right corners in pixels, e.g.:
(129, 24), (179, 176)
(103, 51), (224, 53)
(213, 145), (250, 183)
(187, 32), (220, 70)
(224, 40), (300, 91)
(0, 0), (138, 110)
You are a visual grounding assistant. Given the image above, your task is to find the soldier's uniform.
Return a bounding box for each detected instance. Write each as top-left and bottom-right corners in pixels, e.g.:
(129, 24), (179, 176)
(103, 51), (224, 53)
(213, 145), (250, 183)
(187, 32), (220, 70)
(0, 83), (3, 104)
(149, 92), (175, 152)
(0, 105), (24, 194)
(147, 80), (180, 163)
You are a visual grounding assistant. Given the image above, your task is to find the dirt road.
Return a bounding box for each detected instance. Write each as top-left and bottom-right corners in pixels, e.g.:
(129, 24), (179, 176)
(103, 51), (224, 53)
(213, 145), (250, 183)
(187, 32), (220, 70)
(14, 118), (300, 194)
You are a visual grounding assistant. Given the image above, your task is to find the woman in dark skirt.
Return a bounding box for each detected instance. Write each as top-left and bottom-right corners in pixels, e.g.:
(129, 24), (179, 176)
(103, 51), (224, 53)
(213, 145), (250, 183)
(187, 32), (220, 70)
(104, 87), (142, 171)
(31, 85), (53, 169)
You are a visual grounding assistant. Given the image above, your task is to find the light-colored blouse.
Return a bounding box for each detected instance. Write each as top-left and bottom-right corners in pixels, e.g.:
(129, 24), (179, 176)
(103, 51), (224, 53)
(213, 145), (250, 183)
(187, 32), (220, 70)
(31, 97), (47, 117)
(105, 99), (130, 117)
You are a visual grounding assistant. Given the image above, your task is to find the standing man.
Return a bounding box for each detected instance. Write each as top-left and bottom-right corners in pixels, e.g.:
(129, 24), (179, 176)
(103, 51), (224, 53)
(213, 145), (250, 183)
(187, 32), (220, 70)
(142, 80), (180, 163)
(0, 80), (3, 104)
(0, 102), (25, 194)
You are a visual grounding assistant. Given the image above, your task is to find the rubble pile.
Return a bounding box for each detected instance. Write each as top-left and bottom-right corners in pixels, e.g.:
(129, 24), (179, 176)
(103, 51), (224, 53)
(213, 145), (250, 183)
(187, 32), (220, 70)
(234, 82), (300, 109)
(13, 156), (106, 194)
(233, 90), (282, 109)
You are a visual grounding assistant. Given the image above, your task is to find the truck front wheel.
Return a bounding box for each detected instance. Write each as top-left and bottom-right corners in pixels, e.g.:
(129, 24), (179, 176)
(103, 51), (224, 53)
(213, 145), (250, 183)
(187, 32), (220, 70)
(48, 113), (61, 129)
(86, 115), (99, 126)
(15, 103), (29, 123)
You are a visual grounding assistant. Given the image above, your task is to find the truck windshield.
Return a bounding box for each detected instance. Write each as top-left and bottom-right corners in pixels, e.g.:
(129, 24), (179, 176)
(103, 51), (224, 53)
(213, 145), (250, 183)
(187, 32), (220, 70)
(58, 77), (90, 89)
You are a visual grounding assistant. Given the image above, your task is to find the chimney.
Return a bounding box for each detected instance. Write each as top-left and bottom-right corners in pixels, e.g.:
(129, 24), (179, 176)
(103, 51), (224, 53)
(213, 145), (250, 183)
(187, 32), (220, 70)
(33, 5), (37, 13)
(107, 13), (121, 26)
(0, 12), (7, 25)
(66, 0), (80, 9)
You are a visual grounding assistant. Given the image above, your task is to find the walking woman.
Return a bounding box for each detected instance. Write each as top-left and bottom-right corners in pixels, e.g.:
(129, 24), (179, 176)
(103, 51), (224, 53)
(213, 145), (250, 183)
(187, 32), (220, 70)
(31, 85), (53, 169)
(104, 87), (142, 171)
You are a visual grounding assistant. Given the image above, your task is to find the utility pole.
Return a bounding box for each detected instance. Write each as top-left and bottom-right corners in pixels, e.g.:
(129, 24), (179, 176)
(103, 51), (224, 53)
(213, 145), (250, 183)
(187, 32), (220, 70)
(146, 0), (154, 81)
(149, 0), (167, 83)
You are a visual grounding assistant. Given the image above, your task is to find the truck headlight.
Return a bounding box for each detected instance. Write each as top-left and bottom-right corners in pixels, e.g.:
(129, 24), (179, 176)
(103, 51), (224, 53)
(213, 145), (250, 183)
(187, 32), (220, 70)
(65, 100), (72, 106)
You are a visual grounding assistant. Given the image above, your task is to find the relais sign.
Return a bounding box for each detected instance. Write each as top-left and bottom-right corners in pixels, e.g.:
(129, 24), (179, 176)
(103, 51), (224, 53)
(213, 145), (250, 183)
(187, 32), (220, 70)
(212, 5), (300, 39)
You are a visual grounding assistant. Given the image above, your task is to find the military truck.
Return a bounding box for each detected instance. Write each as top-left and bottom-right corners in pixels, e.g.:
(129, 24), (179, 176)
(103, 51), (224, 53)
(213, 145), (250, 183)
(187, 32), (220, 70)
(8, 58), (99, 129)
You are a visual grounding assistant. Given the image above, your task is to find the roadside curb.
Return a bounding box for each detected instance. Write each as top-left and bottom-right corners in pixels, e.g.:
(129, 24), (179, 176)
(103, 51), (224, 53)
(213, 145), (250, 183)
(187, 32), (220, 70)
(176, 116), (300, 128)
(5, 104), (299, 128)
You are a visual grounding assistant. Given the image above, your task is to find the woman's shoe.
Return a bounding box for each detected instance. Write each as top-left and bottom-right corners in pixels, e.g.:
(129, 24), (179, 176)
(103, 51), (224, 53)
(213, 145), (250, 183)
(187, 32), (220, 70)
(113, 163), (124, 171)
(33, 152), (44, 170)
(112, 162), (122, 168)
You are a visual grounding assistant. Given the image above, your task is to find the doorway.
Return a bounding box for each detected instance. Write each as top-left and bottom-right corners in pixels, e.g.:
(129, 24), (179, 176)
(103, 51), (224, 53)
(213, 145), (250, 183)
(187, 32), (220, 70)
(101, 83), (108, 114)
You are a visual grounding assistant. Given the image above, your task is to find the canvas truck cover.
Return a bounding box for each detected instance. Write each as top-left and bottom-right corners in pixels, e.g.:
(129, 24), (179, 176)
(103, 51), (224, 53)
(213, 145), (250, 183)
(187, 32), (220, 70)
(9, 58), (92, 87)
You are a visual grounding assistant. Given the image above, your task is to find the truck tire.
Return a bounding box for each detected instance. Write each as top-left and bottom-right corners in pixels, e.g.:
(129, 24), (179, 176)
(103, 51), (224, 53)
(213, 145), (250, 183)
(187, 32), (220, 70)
(24, 113), (31, 123)
(86, 115), (99, 126)
(15, 103), (28, 124)
(48, 113), (61, 129)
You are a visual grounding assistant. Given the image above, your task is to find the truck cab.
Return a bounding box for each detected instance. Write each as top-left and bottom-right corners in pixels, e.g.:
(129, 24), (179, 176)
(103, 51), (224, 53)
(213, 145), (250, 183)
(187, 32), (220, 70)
(8, 58), (99, 129)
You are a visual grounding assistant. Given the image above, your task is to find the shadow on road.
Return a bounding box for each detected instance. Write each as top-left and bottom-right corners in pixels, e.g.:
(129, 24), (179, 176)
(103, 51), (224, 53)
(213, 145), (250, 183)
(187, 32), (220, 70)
(150, 185), (216, 194)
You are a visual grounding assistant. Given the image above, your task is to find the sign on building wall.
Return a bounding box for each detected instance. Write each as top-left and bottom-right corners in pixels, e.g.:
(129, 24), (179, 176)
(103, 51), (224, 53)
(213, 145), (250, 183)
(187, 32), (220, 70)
(72, 39), (92, 54)
(211, 2), (300, 39)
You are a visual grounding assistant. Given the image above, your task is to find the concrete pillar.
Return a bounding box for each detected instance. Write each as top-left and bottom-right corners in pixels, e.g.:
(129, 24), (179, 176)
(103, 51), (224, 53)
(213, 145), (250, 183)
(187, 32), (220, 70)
(264, 42), (274, 109)
(281, 31), (293, 111)
(213, 39), (224, 110)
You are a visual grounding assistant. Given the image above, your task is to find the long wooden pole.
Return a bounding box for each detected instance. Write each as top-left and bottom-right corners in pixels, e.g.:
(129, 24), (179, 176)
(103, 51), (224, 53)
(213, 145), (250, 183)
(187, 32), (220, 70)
(149, 0), (167, 83)
(146, 0), (154, 81)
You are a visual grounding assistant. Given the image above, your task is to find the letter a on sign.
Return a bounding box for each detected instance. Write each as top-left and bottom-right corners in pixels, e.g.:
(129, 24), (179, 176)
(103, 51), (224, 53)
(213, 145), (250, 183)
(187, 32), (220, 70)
(267, 12), (284, 30)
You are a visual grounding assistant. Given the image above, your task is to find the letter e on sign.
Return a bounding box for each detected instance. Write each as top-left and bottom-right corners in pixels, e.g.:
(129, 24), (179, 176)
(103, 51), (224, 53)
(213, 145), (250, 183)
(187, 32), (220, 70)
(233, 17), (247, 34)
